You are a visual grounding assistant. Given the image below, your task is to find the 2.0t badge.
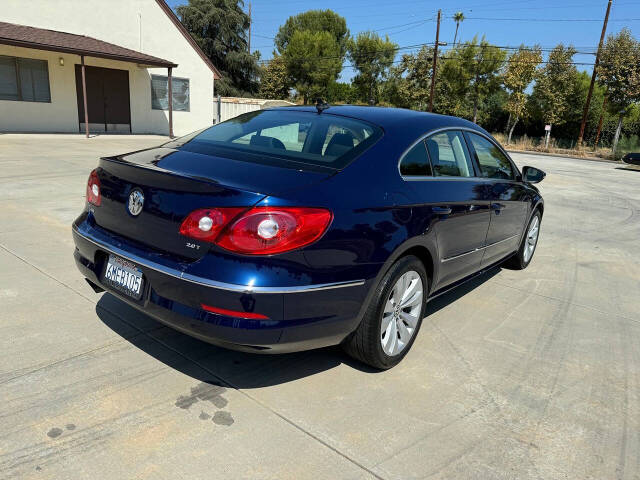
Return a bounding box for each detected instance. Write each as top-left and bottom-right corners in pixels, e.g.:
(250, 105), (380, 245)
(127, 189), (144, 216)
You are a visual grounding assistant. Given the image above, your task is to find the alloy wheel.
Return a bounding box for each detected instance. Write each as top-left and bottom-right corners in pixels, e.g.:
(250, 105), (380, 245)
(524, 215), (540, 263)
(380, 270), (423, 356)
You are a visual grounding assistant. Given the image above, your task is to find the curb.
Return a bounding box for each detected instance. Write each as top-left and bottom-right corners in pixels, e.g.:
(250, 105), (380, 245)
(506, 149), (619, 164)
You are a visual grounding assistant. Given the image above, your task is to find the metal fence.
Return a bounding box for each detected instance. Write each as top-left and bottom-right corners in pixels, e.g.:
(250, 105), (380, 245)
(214, 96), (295, 124)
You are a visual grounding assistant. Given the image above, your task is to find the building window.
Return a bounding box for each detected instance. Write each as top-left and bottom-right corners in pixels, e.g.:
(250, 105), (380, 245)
(151, 75), (189, 111)
(0, 55), (51, 103)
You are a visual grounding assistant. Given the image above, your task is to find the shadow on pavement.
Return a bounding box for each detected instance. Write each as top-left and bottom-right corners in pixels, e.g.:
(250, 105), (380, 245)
(96, 267), (500, 389)
(615, 166), (640, 172)
(427, 267), (501, 316)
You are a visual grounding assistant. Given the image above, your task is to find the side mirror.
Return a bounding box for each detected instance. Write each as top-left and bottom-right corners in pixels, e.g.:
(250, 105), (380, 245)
(522, 166), (546, 184)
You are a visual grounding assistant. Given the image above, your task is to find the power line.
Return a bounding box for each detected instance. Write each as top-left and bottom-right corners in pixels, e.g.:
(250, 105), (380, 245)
(256, 40), (600, 64)
(462, 16), (640, 22)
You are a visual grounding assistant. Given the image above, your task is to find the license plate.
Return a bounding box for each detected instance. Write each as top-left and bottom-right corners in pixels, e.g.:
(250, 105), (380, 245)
(103, 254), (144, 299)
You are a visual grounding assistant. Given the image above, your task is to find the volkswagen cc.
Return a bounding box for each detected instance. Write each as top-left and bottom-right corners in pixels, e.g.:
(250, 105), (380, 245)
(72, 105), (545, 369)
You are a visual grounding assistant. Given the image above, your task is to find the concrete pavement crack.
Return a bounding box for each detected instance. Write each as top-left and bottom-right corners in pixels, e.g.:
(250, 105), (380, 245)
(491, 279), (640, 325)
(0, 242), (95, 304)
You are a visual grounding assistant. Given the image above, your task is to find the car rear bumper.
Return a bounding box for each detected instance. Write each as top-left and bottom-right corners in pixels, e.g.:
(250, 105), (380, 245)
(72, 219), (373, 353)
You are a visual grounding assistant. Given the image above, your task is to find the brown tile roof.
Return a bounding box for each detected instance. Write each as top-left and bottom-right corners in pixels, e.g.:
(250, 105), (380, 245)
(0, 21), (177, 68)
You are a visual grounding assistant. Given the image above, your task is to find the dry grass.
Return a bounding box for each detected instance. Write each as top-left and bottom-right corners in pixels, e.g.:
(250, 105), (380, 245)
(493, 133), (615, 161)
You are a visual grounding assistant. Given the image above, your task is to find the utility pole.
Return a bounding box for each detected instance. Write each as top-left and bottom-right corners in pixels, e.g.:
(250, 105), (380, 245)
(577, 0), (612, 146)
(594, 94), (608, 149)
(248, 2), (252, 54)
(428, 9), (442, 112)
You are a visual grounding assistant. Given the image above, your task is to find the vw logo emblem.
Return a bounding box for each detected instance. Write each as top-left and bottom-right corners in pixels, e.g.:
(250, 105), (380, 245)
(127, 189), (144, 216)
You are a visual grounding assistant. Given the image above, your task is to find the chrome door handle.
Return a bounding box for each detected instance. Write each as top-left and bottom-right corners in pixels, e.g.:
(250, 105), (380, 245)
(433, 206), (452, 215)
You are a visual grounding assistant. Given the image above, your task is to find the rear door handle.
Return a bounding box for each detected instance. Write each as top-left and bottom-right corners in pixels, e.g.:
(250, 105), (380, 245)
(491, 203), (506, 212)
(433, 206), (452, 215)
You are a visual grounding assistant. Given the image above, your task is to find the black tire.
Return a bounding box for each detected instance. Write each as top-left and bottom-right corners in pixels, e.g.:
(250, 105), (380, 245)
(342, 255), (428, 370)
(505, 210), (541, 270)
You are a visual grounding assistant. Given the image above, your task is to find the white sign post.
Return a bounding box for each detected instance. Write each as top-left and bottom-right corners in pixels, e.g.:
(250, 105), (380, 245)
(544, 124), (552, 149)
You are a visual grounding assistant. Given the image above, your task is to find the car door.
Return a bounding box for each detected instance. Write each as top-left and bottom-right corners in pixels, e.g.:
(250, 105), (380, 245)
(401, 130), (491, 290)
(464, 131), (529, 268)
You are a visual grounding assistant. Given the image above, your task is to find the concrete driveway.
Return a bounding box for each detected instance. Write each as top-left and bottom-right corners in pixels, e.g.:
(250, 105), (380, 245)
(1, 134), (639, 479)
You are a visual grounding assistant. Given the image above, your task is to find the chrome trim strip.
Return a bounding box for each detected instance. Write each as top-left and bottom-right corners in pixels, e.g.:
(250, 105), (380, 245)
(73, 226), (365, 294)
(441, 233), (520, 263)
(485, 233), (520, 249)
(441, 246), (483, 263)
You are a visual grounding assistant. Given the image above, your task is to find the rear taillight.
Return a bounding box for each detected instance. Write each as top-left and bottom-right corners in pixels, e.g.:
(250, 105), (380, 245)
(179, 207), (245, 242)
(217, 207), (332, 255)
(179, 207), (333, 255)
(86, 169), (101, 206)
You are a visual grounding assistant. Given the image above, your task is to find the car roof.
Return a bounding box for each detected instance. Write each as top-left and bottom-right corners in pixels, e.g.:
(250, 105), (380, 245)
(273, 105), (486, 134)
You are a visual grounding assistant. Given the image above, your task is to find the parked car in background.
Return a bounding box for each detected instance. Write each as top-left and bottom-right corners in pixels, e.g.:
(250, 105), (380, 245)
(622, 152), (640, 166)
(72, 106), (545, 369)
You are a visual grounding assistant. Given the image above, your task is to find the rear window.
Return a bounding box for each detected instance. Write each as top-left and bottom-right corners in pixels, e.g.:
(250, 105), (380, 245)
(182, 110), (382, 170)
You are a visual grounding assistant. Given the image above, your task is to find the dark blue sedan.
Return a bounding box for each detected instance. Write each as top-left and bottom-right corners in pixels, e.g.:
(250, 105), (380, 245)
(72, 105), (545, 369)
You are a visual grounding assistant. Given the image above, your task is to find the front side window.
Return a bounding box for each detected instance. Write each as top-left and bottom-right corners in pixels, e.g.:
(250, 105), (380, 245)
(183, 110), (382, 170)
(151, 75), (189, 111)
(425, 131), (474, 177)
(467, 132), (515, 180)
(0, 55), (50, 102)
(400, 141), (432, 176)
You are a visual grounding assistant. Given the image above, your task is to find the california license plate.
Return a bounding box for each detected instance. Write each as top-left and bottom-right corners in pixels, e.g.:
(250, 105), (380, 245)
(103, 254), (144, 299)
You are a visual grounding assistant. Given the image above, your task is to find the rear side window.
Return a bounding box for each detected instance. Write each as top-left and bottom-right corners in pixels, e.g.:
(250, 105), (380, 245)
(186, 110), (382, 170)
(425, 131), (474, 177)
(400, 141), (432, 176)
(466, 132), (515, 180)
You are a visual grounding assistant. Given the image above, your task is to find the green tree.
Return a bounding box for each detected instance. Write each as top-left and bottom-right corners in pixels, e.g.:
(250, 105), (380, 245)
(275, 10), (348, 104)
(453, 12), (465, 46)
(282, 30), (343, 104)
(598, 28), (640, 157)
(327, 82), (358, 104)
(275, 9), (349, 56)
(438, 43), (475, 117)
(503, 45), (542, 144)
(437, 38), (505, 123)
(177, 0), (260, 96)
(468, 39), (506, 124)
(258, 55), (291, 99)
(389, 46), (435, 110)
(347, 32), (397, 104)
(531, 44), (578, 147)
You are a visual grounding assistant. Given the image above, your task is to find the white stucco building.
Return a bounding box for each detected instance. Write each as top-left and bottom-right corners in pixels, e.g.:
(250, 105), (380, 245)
(0, 0), (221, 136)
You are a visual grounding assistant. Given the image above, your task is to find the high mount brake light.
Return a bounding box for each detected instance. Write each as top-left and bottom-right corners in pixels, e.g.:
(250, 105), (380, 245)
(179, 207), (333, 255)
(86, 169), (101, 206)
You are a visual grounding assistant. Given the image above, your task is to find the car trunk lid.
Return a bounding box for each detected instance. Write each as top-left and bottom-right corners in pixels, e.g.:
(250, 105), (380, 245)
(92, 147), (330, 260)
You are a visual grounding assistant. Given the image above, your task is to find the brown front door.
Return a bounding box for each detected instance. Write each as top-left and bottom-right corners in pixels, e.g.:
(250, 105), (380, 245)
(75, 65), (131, 133)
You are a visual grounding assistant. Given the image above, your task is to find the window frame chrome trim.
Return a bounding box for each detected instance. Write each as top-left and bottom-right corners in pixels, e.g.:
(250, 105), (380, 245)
(72, 225), (365, 294)
(397, 126), (520, 182)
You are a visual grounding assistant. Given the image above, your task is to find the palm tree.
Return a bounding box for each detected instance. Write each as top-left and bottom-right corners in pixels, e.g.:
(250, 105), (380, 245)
(453, 12), (465, 46)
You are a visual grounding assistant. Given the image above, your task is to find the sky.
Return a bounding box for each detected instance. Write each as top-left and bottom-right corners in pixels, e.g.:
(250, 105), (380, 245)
(167, 0), (640, 81)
